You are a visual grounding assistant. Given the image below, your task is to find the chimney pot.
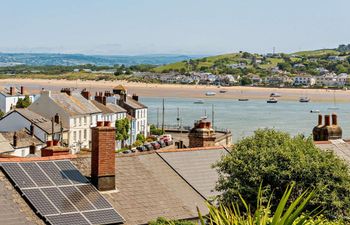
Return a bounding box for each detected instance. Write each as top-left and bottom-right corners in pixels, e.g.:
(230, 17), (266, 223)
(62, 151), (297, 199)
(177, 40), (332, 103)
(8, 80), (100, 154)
(46, 140), (53, 147)
(332, 113), (338, 125)
(30, 123), (35, 137)
(10, 87), (15, 95)
(324, 115), (330, 126)
(54, 113), (60, 124)
(20, 86), (24, 95)
(96, 121), (104, 127)
(104, 121), (111, 127)
(13, 132), (17, 148)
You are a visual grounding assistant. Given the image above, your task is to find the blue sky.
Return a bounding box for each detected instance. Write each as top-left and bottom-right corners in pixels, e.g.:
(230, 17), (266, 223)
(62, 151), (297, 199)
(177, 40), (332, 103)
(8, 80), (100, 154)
(0, 0), (349, 55)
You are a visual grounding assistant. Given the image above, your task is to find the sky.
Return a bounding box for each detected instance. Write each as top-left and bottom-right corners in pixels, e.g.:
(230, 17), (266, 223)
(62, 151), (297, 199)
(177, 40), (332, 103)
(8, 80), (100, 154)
(0, 0), (349, 55)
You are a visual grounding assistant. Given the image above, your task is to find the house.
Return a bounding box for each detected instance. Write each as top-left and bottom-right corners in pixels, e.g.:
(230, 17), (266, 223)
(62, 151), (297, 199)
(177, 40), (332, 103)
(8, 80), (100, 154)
(0, 86), (36, 113)
(228, 63), (246, 69)
(28, 89), (102, 152)
(0, 121), (228, 225)
(112, 86), (148, 137)
(315, 73), (337, 86)
(328, 56), (346, 61)
(0, 129), (43, 157)
(0, 108), (69, 144)
(335, 73), (349, 86)
(293, 75), (316, 86)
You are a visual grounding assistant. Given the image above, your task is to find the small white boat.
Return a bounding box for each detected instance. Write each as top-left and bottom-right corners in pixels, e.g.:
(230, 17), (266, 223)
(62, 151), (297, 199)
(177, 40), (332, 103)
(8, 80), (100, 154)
(310, 110), (320, 113)
(299, 97), (310, 103)
(267, 97), (278, 103)
(270, 92), (281, 97)
(238, 98), (249, 101)
(194, 99), (204, 104)
(205, 91), (216, 96)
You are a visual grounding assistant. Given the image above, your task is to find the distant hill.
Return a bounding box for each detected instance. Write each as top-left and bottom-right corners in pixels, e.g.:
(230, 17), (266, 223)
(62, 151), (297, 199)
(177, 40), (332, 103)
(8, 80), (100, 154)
(0, 53), (206, 67)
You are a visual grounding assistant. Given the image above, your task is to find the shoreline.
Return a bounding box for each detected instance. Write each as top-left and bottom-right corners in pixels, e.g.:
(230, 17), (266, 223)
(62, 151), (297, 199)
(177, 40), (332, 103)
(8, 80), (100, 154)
(0, 78), (349, 103)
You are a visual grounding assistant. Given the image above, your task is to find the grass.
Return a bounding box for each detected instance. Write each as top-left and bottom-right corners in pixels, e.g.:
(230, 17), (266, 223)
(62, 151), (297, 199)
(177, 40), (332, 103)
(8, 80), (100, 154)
(292, 49), (339, 57)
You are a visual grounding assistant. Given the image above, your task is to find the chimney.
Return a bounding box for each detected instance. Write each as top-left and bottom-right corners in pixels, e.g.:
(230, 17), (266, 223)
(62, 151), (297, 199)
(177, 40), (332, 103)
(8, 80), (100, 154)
(332, 113), (338, 125)
(91, 120), (116, 191)
(324, 115), (330, 126)
(61, 88), (71, 96)
(81, 89), (91, 100)
(29, 143), (36, 155)
(54, 113), (60, 124)
(41, 90), (51, 97)
(102, 96), (106, 105)
(30, 123), (35, 137)
(13, 132), (17, 148)
(9, 87), (15, 95)
(318, 114), (322, 126)
(132, 94), (139, 101)
(20, 86), (24, 95)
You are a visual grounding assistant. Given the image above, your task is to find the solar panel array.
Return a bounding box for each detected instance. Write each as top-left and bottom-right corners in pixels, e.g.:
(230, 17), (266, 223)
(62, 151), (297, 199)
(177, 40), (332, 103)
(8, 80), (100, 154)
(0, 160), (124, 225)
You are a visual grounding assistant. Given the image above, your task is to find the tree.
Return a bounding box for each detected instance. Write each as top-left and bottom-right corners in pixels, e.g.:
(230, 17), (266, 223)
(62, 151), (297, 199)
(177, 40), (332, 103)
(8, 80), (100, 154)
(115, 118), (130, 147)
(0, 110), (4, 118)
(136, 133), (145, 143)
(16, 95), (32, 108)
(240, 76), (252, 86)
(215, 129), (350, 217)
(150, 124), (164, 135)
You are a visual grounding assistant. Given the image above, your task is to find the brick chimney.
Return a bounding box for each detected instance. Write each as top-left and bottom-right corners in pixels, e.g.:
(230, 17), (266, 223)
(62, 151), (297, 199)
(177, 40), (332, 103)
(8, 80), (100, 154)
(13, 132), (18, 148)
(9, 87), (15, 95)
(30, 123), (35, 137)
(91, 121), (116, 191)
(81, 89), (91, 100)
(132, 94), (139, 101)
(61, 88), (72, 96)
(313, 114), (342, 141)
(41, 140), (69, 157)
(20, 86), (24, 95)
(188, 119), (216, 148)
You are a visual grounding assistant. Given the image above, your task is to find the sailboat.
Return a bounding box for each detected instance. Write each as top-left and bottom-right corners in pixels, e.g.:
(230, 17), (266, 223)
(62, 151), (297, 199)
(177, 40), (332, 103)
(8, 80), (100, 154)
(238, 90), (249, 101)
(328, 90), (339, 110)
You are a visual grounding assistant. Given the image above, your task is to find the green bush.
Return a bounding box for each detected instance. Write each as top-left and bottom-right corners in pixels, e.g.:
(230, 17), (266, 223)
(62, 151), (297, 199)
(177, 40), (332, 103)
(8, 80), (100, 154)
(16, 95), (31, 108)
(150, 124), (164, 135)
(215, 129), (350, 218)
(149, 217), (195, 225)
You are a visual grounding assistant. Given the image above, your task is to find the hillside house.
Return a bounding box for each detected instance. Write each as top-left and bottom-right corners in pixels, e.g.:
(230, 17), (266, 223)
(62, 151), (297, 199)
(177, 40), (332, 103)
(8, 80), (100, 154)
(0, 86), (36, 113)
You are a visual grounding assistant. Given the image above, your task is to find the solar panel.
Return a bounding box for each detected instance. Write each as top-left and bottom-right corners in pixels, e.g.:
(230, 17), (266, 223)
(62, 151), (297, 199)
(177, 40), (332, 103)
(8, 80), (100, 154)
(41, 187), (77, 213)
(83, 209), (124, 225)
(20, 162), (54, 187)
(0, 160), (124, 225)
(46, 213), (90, 225)
(77, 184), (113, 209)
(54, 161), (89, 184)
(1, 163), (36, 188)
(37, 161), (72, 186)
(59, 186), (95, 211)
(22, 189), (59, 216)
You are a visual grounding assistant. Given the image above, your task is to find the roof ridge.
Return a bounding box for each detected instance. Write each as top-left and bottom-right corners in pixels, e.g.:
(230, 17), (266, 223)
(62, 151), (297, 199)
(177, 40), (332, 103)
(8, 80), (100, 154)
(157, 145), (225, 153)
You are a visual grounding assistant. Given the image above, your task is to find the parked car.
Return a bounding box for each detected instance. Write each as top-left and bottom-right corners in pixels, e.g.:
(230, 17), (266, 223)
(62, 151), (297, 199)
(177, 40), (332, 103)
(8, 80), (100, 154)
(158, 140), (166, 148)
(164, 140), (173, 146)
(136, 145), (146, 152)
(151, 141), (161, 150)
(144, 143), (154, 151)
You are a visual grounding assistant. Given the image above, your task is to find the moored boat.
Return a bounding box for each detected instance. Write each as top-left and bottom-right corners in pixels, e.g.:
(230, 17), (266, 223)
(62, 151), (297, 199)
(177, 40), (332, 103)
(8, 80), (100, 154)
(267, 97), (278, 103)
(238, 98), (249, 101)
(299, 97), (310, 102)
(194, 99), (204, 104)
(205, 91), (216, 96)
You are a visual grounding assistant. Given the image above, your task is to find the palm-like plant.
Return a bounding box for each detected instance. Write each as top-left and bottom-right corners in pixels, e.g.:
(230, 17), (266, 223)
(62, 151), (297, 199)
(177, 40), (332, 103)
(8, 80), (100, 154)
(198, 182), (323, 225)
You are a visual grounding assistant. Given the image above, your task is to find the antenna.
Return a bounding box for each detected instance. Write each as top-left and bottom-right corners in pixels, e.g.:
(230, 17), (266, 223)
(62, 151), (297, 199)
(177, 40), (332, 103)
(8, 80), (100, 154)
(161, 98), (165, 133)
(177, 107), (180, 128)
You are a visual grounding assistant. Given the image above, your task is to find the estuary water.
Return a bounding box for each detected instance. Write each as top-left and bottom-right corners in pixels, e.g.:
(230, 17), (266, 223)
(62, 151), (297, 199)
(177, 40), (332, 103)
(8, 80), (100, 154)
(140, 97), (350, 142)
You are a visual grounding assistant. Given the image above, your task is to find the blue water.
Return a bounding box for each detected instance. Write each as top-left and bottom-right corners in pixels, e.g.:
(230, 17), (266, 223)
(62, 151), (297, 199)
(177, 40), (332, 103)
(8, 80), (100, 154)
(140, 97), (350, 142)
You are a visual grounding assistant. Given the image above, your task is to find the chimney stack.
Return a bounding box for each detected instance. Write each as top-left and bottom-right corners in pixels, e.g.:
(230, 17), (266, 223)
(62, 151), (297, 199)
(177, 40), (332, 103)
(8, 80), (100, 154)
(81, 89), (91, 100)
(132, 94), (139, 101)
(332, 113), (338, 125)
(54, 113), (60, 124)
(61, 88), (71, 96)
(20, 86), (24, 95)
(9, 87), (15, 95)
(30, 123), (35, 137)
(91, 121), (116, 191)
(324, 115), (330, 126)
(13, 132), (17, 148)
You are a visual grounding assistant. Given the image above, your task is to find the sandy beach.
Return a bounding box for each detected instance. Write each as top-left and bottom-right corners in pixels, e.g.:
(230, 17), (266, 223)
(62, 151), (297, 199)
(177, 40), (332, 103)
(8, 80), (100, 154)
(0, 78), (349, 103)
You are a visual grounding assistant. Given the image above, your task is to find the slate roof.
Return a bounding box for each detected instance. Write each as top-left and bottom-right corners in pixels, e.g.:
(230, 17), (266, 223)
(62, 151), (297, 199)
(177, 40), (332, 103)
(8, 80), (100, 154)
(315, 139), (350, 165)
(157, 147), (228, 200)
(124, 97), (147, 110)
(0, 129), (43, 149)
(0, 170), (44, 225)
(0, 87), (33, 97)
(50, 92), (101, 116)
(10, 109), (68, 134)
(90, 100), (114, 114)
(106, 103), (127, 113)
(73, 153), (208, 225)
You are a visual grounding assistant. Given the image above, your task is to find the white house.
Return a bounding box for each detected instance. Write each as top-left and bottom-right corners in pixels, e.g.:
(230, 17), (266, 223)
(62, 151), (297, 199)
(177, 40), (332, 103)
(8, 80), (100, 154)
(293, 75), (316, 86)
(0, 86), (36, 113)
(336, 73), (349, 86)
(316, 73), (337, 86)
(0, 108), (69, 144)
(28, 89), (102, 153)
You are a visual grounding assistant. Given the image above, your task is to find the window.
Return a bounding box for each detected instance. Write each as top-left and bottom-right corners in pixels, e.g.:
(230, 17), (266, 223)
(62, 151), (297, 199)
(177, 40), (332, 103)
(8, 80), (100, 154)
(73, 131), (77, 141)
(83, 116), (86, 125)
(79, 117), (81, 126)
(79, 130), (82, 141)
(84, 129), (87, 140)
